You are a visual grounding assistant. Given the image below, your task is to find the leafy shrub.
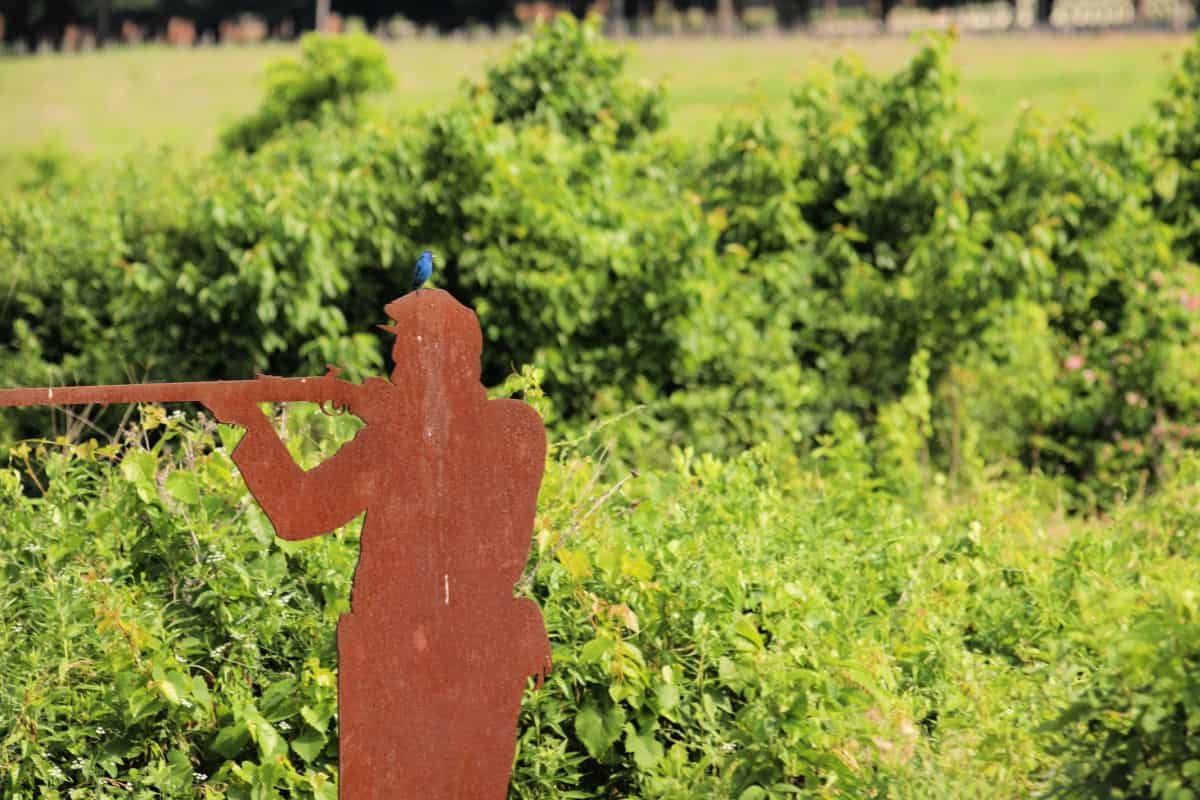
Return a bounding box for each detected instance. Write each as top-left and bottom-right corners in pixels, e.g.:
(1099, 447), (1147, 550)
(0, 407), (360, 799)
(1, 70), (706, 446)
(4, 23), (1200, 505)
(966, 112), (1199, 505)
(0, 129), (416, 428)
(481, 13), (666, 147)
(1144, 32), (1200, 266)
(6, 410), (1200, 797)
(697, 37), (1010, 437)
(220, 33), (394, 154)
(696, 36), (1200, 504)
(1041, 457), (1200, 799)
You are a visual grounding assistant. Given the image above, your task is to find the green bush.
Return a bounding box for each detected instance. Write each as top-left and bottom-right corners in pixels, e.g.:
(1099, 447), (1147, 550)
(1041, 457), (1200, 799)
(220, 33), (394, 154)
(1144, 32), (1200, 267)
(974, 112), (1199, 504)
(4, 410), (1199, 797)
(481, 14), (666, 147)
(4, 24), (1200, 504)
(696, 37), (1200, 504)
(0, 61), (704, 448)
(6, 22), (1200, 800)
(0, 408), (359, 799)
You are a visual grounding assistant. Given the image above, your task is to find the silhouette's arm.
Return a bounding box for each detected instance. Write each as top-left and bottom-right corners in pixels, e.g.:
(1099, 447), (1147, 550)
(222, 406), (372, 541)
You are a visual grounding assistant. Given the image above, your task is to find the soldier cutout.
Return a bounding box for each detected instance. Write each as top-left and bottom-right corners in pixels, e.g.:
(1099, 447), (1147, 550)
(202, 289), (551, 799)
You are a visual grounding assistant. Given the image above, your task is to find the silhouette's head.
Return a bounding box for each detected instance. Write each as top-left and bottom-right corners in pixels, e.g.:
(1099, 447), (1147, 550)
(380, 289), (482, 386)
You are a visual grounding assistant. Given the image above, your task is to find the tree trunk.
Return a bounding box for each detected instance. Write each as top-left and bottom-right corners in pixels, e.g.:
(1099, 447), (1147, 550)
(96, 0), (111, 45)
(774, 0), (812, 29)
(315, 0), (331, 32)
(635, 0), (653, 34)
(565, 1), (591, 20)
(607, 0), (627, 36)
(1132, 0), (1147, 20)
(5, 2), (33, 50)
(880, 0), (899, 27)
(717, 0), (737, 34)
(1036, 0), (1053, 26)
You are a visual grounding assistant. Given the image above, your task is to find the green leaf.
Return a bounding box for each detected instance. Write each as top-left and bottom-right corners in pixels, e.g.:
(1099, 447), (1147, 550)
(623, 723), (663, 770)
(579, 636), (612, 664)
(574, 701), (624, 760)
(260, 678), (301, 721)
(247, 713), (287, 760)
(557, 548), (591, 580)
(1155, 159), (1181, 202)
(301, 704), (332, 734)
(654, 681), (681, 718)
(165, 470), (200, 506)
(211, 723), (251, 759)
(120, 451), (158, 503)
(163, 670), (191, 706)
(291, 726), (327, 764)
(246, 506), (277, 545)
(217, 423), (245, 452)
(733, 615), (765, 650)
(127, 687), (162, 723)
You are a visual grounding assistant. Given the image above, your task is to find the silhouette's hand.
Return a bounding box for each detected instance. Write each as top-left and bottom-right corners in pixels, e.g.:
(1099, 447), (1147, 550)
(202, 395), (265, 427)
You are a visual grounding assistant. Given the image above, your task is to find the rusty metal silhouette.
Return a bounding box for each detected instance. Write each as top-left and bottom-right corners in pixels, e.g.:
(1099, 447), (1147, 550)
(0, 288), (551, 799)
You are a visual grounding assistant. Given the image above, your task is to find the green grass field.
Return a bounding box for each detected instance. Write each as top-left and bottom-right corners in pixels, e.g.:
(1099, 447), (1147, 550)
(0, 31), (1192, 187)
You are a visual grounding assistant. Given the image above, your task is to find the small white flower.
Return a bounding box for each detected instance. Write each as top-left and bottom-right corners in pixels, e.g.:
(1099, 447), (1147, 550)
(71, 758), (85, 769)
(181, 699), (193, 708)
(95, 726), (106, 736)
(278, 721), (292, 732)
(194, 771), (208, 781)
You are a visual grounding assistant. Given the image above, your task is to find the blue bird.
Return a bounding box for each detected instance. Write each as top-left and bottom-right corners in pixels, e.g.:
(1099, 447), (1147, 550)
(411, 250), (434, 292)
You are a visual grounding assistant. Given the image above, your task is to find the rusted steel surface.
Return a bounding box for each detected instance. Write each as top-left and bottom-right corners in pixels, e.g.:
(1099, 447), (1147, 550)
(0, 289), (551, 799)
(0, 370), (357, 410)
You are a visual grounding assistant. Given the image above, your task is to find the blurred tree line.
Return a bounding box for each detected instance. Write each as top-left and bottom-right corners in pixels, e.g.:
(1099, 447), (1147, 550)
(3, 0), (1144, 50)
